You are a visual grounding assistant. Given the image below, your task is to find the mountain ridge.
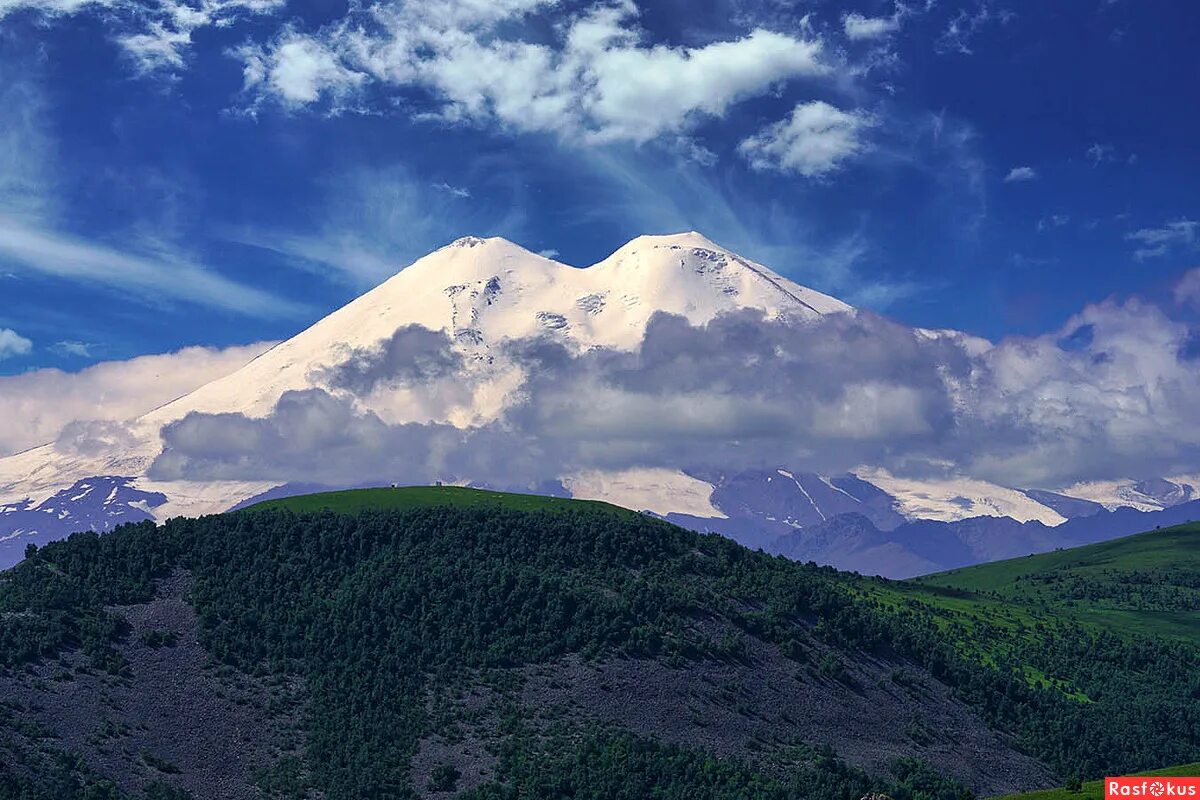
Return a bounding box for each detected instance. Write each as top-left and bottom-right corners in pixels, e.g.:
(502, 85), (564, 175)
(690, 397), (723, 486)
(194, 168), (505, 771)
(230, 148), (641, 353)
(0, 231), (1197, 572)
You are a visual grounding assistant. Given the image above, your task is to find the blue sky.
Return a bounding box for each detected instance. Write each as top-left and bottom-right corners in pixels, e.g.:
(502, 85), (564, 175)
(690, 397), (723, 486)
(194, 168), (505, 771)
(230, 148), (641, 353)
(0, 0), (1197, 376)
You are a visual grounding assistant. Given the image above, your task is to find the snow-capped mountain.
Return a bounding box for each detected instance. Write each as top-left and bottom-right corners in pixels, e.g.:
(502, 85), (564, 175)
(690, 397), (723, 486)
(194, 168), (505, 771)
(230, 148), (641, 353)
(1, 232), (1196, 571)
(0, 232), (852, 527)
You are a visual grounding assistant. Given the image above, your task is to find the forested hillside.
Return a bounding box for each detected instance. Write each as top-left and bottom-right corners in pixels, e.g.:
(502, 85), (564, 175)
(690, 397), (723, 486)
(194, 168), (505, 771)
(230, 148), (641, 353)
(1, 491), (1197, 799)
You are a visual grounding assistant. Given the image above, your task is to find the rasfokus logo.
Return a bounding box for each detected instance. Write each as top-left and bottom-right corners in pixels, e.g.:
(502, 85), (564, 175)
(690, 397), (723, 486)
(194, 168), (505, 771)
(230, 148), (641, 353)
(1107, 777), (1200, 799)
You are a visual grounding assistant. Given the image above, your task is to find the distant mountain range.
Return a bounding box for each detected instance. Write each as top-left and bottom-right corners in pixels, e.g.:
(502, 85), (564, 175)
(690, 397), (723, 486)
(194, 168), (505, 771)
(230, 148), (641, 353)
(1, 233), (1196, 571)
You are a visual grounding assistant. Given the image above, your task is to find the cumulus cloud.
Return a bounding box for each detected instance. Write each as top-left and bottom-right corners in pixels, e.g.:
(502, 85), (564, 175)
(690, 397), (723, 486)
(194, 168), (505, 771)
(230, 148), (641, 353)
(1126, 219), (1198, 261)
(0, 341), (275, 455)
(738, 101), (875, 178)
(145, 299), (1200, 491)
(149, 389), (513, 485)
(234, 31), (366, 109)
(962, 299), (1200, 485)
(0, 328), (33, 360)
(315, 325), (464, 395)
(233, 0), (830, 145)
(1003, 166), (1037, 182)
(149, 311), (964, 485)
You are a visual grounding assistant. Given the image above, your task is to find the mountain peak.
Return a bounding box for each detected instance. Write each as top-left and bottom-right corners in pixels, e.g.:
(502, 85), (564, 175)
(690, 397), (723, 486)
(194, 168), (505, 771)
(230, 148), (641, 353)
(618, 231), (728, 252)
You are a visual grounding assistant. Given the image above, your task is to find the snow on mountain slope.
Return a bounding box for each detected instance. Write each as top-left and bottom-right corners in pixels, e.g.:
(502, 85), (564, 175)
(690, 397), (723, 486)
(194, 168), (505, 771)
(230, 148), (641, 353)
(1055, 476), (1199, 513)
(4, 230), (1193, 571)
(0, 232), (851, 528)
(563, 468), (727, 518)
(141, 232), (852, 427)
(855, 468), (1068, 526)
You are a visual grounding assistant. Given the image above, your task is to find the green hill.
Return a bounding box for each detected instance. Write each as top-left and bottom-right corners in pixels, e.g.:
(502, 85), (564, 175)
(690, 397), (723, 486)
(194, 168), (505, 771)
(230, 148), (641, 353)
(243, 485), (641, 518)
(1, 489), (1198, 799)
(914, 523), (1200, 642)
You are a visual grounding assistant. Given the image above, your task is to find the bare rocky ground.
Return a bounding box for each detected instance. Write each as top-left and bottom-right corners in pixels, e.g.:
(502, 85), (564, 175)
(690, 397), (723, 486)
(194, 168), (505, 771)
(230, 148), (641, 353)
(0, 570), (312, 799)
(411, 631), (1055, 799)
(2, 573), (1054, 799)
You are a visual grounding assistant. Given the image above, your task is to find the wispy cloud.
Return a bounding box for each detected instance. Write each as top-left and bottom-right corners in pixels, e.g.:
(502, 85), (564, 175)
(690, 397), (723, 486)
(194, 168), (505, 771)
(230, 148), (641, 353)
(843, 10), (902, 41)
(0, 217), (307, 317)
(1003, 165), (1037, 183)
(936, 3), (1014, 55)
(1086, 142), (1116, 166)
(1127, 219), (1198, 261)
(433, 182), (471, 199)
(1036, 214), (1070, 232)
(0, 66), (304, 319)
(0, 0), (285, 75)
(49, 340), (94, 358)
(1175, 267), (1200, 308)
(225, 164), (529, 288)
(574, 148), (920, 310)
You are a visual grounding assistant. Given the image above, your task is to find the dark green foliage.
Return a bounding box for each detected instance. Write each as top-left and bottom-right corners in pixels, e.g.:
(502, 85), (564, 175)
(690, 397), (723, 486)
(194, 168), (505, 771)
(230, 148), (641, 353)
(254, 757), (311, 799)
(0, 525), (179, 671)
(2, 501), (1199, 797)
(142, 782), (193, 800)
(138, 630), (178, 649)
(427, 763), (461, 793)
(0, 749), (128, 800)
(462, 730), (971, 800)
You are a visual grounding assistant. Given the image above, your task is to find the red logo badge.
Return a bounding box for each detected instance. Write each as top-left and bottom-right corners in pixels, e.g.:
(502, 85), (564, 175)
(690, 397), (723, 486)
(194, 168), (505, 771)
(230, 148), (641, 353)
(1106, 778), (1200, 799)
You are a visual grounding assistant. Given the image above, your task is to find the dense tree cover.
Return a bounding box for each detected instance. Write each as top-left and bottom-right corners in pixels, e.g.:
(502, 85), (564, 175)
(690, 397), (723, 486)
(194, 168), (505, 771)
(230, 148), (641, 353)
(2, 505), (1199, 797)
(0, 745), (190, 800)
(1016, 568), (1200, 612)
(463, 729), (971, 800)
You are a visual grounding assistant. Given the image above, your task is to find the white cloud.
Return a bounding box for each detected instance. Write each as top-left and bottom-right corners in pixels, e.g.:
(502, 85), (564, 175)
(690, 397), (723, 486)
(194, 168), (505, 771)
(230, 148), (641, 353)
(936, 3), (1012, 55)
(434, 182), (472, 199)
(0, 341), (275, 455)
(0, 0), (110, 16)
(843, 11), (901, 41)
(238, 32), (367, 108)
(147, 298), (1200, 489)
(50, 340), (94, 357)
(0, 216), (308, 317)
(1127, 219), (1197, 261)
(0, 67), (303, 318)
(1175, 267), (1200, 307)
(2, 0), (284, 74)
(1003, 166), (1037, 182)
(234, 1), (832, 145)
(0, 328), (33, 360)
(738, 101), (874, 178)
(1086, 142), (1116, 166)
(0, 77), (54, 223)
(1036, 214), (1069, 232)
